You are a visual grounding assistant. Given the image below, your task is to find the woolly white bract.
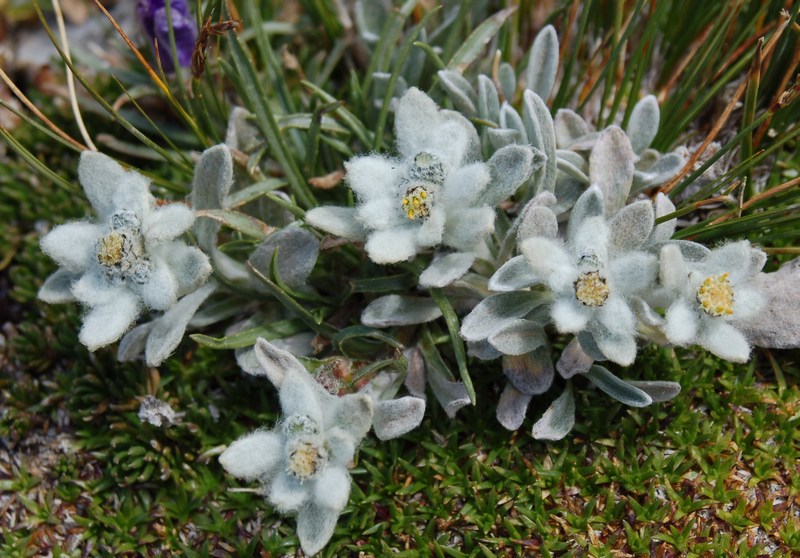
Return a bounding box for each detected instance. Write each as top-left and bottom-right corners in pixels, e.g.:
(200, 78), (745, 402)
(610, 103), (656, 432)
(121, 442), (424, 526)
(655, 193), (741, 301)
(38, 151), (211, 351)
(219, 339), (374, 556)
(520, 185), (658, 366)
(660, 241), (766, 362)
(306, 87), (537, 267)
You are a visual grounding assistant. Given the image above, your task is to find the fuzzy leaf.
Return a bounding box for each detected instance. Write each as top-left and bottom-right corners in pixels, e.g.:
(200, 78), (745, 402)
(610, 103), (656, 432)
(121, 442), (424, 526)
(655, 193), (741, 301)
(518, 203), (558, 242)
(117, 322), (155, 362)
(740, 259), (800, 348)
(627, 381), (681, 403)
(196, 209), (274, 240)
(252, 337), (309, 387)
(477, 74), (500, 122)
(496, 383), (532, 431)
(525, 25), (559, 100)
(531, 384), (575, 440)
(361, 295), (442, 327)
(498, 62), (517, 101)
(480, 144), (542, 206)
(522, 89), (557, 193)
(447, 6), (516, 70)
(488, 319), (546, 356)
(608, 200), (654, 254)
(438, 70), (477, 115)
(145, 282), (217, 366)
(460, 291), (545, 341)
(589, 126), (634, 216)
(488, 256), (539, 292)
(554, 109), (591, 148)
(626, 95), (660, 154)
(249, 226), (319, 289)
(305, 206), (367, 241)
(419, 253), (475, 288)
(586, 365), (652, 407)
(373, 397), (426, 440)
(296, 503), (341, 556)
(503, 348), (554, 395)
(556, 337), (594, 379)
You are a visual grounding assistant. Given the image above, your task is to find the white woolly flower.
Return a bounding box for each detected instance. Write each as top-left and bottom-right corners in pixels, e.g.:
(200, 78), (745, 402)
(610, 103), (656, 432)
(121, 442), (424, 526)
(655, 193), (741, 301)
(306, 87), (538, 266)
(220, 339), (374, 556)
(38, 151), (211, 351)
(520, 185), (658, 366)
(660, 241), (765, 362)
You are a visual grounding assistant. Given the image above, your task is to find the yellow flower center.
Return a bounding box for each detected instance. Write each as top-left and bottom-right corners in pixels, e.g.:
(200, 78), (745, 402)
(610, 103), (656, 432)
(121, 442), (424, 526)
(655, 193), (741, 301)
(97, 232), (125, 266)
(402, 185), (431, 221)
(286, 439), (326, 481)
(697, 273), (734, 317)
(574, 271), (610, 307)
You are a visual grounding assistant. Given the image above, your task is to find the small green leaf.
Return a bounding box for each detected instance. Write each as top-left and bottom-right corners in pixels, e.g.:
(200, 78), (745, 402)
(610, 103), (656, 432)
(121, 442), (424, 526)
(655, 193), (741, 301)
(195, 209), (275, 240)
(190, 319), (306, 349)
(446, 7), (517, 72)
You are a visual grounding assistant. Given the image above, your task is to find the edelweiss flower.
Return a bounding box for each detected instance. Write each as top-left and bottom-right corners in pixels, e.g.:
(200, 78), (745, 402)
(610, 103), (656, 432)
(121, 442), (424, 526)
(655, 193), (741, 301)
(520, 185), (658, 365)
(660, 241), (765, 362)
(38, 151), (211, 351)
(220, 339), (374, 556)
(306, 88), (536, 265)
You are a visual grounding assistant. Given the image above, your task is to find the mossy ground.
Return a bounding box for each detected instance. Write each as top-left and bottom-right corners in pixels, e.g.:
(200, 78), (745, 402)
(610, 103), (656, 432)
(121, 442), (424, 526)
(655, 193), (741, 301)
(2, 159), (799, 557)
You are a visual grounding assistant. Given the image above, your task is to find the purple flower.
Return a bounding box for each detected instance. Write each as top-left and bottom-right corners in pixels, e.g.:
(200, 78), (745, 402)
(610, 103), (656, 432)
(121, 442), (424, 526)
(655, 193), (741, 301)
(137, 0), (197, 71)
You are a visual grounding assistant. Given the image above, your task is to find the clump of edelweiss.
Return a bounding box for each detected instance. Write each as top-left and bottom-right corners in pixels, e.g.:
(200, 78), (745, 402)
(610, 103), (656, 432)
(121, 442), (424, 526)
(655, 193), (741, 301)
(660, 240), (766, 362)
(220, 339), (375, 556)
(520, 185), (659, 366)
(38, 151), (211, 350)
(306, 87), (538, 269)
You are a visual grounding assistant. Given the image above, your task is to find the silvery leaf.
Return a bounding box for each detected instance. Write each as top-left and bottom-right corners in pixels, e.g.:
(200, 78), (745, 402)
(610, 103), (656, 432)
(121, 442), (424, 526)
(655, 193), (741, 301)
(525, 25), (559, 100)
(145, 282), (217, 367)
(486, 128), (521, 150)
(586, 365), (652, 407)
(488, 319), (546, 356)
(426, 365), (471, 419)
(460, 291), (546, 341)
(522, 89), (557, 194)
(554, 109), (591, 148)
(531, 384), (575, 440)
(556, 151), (590, 184)
(419, 252), (475, 288)
(225, 107), (260, 152)
(403, 347), (427, 399)
(117, 322), (155, 362)
(608, 200), (654, 254)
(248, 225), (319, 289)
(480, 144), (542, 206)
(192, 145), (234, 250)
(551, 177), (586, 217)
(663, 239), (711, 262)
(739, 259), (800, 349)
(589, 126), (634, 216)
(626, 95), (660, 154)
(467, 339), (504, 361)
(556, 337), (594, 379)
(649, 192), (677, 245)
(502, 347), (554, 395)
(632, 152), (686, 193)
(235, 346), (260, 375)
(373, 397), (426, 440)
(496, 383), (532, 431)
(518, 202), (558, 242)
(627, 381), (681, 403)
(477, 74), (500, 122)
(361, 295), (442, 327)
(498, 62), (517, 101)
(438, 70), (478, 116)
(488, 256), (539, 292)
(499, 103), (527, 141)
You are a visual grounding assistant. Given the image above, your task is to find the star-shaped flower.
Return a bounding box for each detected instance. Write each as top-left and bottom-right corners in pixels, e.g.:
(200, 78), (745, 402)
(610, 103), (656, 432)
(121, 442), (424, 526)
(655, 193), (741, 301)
(660, 240), (765, 362)
(520, 185), (659, 365)
(38, 151), (211, 351)
(306, 88), (538, 266)
(219, 339), (374, 556)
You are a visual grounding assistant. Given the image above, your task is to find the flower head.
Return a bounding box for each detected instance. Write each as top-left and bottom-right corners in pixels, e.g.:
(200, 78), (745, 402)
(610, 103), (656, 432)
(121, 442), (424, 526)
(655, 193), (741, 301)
(38, 151), (211, 351)
(660, 240), (766, 362)
(520, 186), (659, 365)
(220, 339), (374, 556)
(306, 88), (538, 265)
(137, 0), (197, 71)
